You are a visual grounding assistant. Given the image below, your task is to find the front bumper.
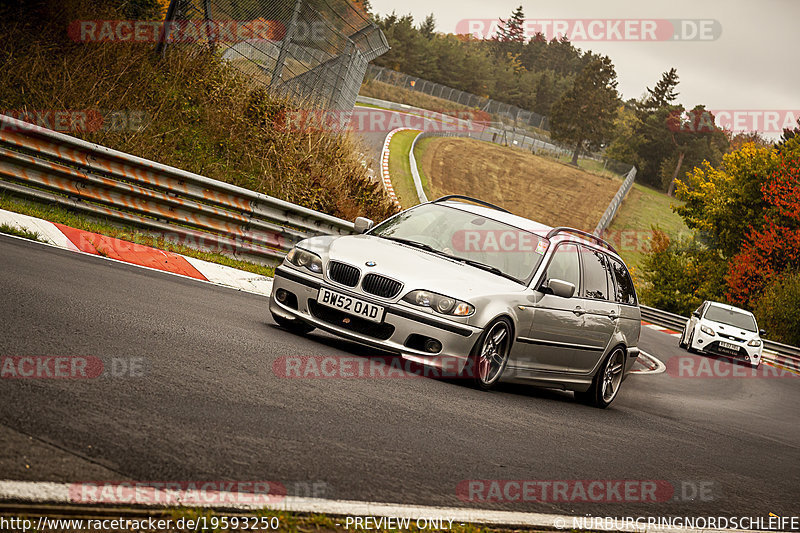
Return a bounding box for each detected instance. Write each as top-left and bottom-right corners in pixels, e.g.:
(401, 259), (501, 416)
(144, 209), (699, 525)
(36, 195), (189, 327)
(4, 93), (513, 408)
(693, 328), (762, 365)
(269, 266), (482, 373)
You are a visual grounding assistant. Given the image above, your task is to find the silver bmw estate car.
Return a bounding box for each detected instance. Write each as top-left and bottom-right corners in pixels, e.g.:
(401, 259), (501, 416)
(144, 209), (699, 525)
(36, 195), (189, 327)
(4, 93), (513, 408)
(269, 196), (641, 408)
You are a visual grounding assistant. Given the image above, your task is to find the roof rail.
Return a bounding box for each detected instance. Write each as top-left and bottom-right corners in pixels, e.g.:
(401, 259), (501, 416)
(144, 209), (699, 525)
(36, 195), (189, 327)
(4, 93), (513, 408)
(545, 227), (618, 254)
(432, 195), (510, 214)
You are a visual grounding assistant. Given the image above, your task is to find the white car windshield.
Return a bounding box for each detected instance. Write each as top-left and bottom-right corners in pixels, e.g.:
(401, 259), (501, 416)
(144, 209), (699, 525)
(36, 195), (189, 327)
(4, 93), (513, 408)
(370, 203), (549, 283)
(704, 305), (758, 332)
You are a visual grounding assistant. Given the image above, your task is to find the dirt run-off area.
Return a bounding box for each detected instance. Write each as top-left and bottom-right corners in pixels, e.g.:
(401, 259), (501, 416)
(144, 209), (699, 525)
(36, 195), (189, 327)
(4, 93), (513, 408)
(419, 137), (622, 231)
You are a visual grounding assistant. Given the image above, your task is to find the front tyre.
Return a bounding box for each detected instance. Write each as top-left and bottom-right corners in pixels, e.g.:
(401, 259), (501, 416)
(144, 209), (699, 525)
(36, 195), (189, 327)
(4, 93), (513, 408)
(271, 312), (315, 335)
(468, 318), (513, 391)
(575, 347), (626, 409)
(679, 325), (689, 349)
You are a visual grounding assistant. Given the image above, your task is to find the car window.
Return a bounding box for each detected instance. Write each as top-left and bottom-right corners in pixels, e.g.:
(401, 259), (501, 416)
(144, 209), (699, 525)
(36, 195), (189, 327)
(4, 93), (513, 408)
(608, 257), (636, 305)
(545, 243), (580, 290)
(704, 305), (758, 332)
(581, 246), (609, 300)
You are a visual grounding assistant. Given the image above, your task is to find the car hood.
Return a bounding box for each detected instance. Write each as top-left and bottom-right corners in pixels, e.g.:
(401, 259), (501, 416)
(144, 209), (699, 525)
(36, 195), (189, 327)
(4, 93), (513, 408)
(701, 318), (760, 341)
(300, 234), (528, 298)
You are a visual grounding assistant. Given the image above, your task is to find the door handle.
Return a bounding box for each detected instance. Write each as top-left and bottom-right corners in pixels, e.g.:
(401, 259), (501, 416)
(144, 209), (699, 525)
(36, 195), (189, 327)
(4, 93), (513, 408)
(573, 307), (585, 316)
(608, 311), (619, 320)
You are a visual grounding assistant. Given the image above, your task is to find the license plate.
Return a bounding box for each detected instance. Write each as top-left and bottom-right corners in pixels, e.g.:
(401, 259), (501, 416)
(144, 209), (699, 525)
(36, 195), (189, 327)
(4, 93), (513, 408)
(317, 287), (384, 323)
(719, 341), (739, 351)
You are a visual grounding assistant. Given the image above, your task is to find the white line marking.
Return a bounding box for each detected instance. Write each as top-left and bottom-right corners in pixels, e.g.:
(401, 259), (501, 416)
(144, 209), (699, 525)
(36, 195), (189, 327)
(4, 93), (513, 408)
(0, 479), (771, 533)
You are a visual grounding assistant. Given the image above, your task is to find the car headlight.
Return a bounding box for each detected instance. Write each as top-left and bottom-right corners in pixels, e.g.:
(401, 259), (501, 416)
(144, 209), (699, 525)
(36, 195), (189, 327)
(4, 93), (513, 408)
(403, 290), (474, 316)
(286, 247), (323, 274)
(700, 325), (715, 336)
(747, 339), (761, 347)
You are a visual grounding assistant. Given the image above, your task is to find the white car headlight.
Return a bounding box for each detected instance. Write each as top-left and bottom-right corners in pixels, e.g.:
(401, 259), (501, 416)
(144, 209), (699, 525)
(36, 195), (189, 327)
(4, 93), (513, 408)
(747, 339), (761, 347)
(403, 290), (474, 316)
(286, 247), (323, 274)
(700, 325), (715, 336)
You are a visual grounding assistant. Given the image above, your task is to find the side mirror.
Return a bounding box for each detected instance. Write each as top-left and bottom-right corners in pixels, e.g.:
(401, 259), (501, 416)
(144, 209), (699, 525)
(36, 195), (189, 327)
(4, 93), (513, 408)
(354, 217), (374, 234)
(543, 278), (575, 299)
(692, 311), (701, 318)
(759, 329), (767, 337)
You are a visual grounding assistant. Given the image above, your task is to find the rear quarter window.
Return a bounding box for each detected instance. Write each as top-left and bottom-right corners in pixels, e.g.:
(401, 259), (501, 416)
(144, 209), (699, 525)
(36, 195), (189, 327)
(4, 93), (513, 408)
(608, 257), (637, 306)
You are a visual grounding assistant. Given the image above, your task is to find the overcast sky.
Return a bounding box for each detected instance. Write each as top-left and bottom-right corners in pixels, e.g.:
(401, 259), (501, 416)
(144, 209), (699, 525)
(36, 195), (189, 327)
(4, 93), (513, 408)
(369, 0), (799, 135)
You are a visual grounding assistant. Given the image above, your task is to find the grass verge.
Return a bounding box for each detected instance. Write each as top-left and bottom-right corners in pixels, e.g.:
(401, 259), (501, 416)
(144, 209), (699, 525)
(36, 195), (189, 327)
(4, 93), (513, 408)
(387, 130), (423, 209)
(607, 182), (692, 278)
(0, 196), (275, 278)
(0, 222), (46, 243)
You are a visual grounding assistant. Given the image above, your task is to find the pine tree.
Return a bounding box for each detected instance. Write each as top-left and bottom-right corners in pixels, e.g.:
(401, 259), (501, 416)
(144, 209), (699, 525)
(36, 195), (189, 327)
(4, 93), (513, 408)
(550, 57), (620, 165)
(419, 14), (436, 39)
(496, 6), (526, 43)
(641, 68), (680, 114)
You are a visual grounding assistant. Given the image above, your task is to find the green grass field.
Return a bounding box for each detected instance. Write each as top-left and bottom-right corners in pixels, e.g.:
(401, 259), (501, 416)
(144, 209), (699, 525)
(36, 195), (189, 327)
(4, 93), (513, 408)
(387, 130), (422, 209)
(607, 183), (692, 277)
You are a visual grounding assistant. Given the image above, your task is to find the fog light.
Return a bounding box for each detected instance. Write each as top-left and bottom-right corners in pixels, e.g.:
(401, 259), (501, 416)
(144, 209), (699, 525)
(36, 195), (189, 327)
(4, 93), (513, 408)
(698, 339), (703, 344)
(275, 288), (288, 303)
(424, 339), (442, 353)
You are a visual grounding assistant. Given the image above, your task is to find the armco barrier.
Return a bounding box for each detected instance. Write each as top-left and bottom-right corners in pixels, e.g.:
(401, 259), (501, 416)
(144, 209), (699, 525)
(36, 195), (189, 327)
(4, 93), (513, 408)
(640, 305), (800, 366)
(0, 115), (354, 265)
(408, 131), (428, 204)
(594, 166), (637, 236)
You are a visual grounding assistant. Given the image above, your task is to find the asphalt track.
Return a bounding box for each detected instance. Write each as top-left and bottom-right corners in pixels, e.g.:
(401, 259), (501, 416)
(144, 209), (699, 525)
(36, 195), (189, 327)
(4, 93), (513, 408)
(1, 235), (798, 520)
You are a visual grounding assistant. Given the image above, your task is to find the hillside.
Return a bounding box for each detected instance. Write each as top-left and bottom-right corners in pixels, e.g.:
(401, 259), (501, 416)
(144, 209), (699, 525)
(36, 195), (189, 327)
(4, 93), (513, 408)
(417, 137), (621, 232)
(0, 0), (397, 225)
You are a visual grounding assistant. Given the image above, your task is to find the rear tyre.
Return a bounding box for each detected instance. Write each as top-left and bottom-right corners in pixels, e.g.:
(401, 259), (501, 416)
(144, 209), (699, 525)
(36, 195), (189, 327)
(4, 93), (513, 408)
(467, 318), (512, 391)
(679, 326), (688, 349)
(575, 347), (626, 409)
(271, 312), (315, 335)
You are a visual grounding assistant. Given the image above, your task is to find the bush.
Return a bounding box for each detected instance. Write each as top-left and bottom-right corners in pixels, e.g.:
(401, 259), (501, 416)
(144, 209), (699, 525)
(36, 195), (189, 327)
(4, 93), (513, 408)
(753, 271), (800, 346)
(639, 229), (727, 315)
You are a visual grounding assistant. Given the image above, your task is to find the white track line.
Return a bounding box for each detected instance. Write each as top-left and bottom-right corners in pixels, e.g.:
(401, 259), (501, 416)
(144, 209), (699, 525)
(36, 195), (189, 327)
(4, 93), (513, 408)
(0, 480), (774, 533)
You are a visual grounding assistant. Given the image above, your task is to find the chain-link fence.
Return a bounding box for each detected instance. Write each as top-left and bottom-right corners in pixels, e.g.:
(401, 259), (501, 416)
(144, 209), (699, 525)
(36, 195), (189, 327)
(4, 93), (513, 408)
(363, 65), (636, 177)
(365, 64), (548, 133)
(160, 0), (388, 116)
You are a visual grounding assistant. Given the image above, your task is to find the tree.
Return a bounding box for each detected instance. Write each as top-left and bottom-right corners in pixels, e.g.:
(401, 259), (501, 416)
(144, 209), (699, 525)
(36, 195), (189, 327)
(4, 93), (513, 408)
(661, 106), (728, 195)
(726, 149), (800, 306)
(549, 57), (619, 165)
(496, 6), (526, 43)
(419, 14), (436, 39)
(639, 68), (679, 115)
(674, 142), (779, 259)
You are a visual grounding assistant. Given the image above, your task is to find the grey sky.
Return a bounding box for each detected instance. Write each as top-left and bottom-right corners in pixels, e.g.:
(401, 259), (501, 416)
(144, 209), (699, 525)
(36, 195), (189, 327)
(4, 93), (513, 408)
(369, 0), (799, 135)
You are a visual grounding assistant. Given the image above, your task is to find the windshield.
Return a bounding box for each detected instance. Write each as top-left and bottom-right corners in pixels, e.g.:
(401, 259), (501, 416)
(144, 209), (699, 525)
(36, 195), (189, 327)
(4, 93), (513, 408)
(704, 305), (757, 332)
(369, 203), (549, 283)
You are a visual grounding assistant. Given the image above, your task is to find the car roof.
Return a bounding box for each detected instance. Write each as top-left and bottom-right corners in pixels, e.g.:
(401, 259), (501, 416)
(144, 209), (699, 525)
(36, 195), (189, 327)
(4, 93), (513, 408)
(705, 301), (755, 316)
(438, 200), (622, 260)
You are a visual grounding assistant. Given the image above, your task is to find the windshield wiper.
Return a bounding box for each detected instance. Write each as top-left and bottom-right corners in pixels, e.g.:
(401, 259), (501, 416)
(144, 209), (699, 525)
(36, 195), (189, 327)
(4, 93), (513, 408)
(377, 235), (434, 252)
(439, 254), (524, 284)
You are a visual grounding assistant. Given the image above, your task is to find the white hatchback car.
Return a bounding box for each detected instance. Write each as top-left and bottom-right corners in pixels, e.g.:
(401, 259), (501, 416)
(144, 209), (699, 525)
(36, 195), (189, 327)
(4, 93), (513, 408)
(679, 301), (766, 367)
